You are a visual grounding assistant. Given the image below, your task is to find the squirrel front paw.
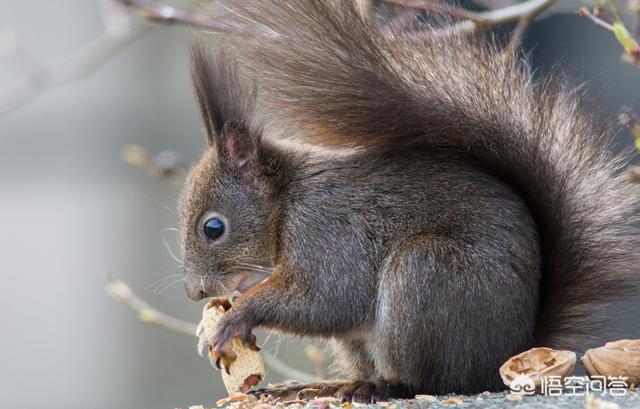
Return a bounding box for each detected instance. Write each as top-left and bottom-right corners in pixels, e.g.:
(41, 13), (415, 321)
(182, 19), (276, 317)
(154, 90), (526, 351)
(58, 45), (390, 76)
(196, 296), (260, 374)
(209, 309), (260, 374)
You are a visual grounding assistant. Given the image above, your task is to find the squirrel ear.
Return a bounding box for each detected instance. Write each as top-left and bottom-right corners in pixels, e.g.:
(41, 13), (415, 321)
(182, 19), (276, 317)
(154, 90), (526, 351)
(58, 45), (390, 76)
(190, 42), (257, 151)
(220, 122), (260, 169)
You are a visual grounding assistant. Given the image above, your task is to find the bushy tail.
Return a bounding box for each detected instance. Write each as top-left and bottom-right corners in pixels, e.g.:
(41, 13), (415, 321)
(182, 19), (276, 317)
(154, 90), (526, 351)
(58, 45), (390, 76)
(205, 0), (640, 348)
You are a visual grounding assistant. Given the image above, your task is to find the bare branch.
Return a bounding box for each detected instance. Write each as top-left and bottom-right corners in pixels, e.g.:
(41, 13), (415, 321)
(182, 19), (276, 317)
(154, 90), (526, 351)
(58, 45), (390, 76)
(0, 0), (560, 116)
(472, 0), (519, 10)
(578, 4), (640, 65)
(470, 0), (557, 27)
(104, 275), (318, 382)
(0, 26), (148, 115)
(106, 274), (199, 335)
(426, 0), (558, 39)
(0, 0), (204, 115)
(116, 0), (235, 32)
(118, 0), (558, 44)
(381, 0), (481, 20)
(505, 15), (533, 54)
(577, 7), (615, 31)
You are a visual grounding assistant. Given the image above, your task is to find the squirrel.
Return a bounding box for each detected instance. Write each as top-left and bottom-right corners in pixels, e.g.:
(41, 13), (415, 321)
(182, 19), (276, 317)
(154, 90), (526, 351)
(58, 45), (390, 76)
(178, 0), (640, 401)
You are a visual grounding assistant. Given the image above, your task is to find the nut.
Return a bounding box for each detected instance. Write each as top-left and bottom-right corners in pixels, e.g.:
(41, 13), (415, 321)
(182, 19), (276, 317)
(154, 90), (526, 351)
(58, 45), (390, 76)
(197, 298), (265, 394)
(581, 339), (640, 385)
(499, 347), (576, 393)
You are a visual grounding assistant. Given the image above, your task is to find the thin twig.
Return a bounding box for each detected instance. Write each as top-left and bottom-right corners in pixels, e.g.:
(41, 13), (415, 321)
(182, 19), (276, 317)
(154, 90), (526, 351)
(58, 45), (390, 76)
(116, 0), (235, 32)
(0, 26), (148, 115)
(0, 0), (560, 115)
(578, 4), (640, 64)
(0, 0), (203, 115)
(381, 0), (481, 20)
(577, 7), (615, 31)
(469, 0), (557, 27)
(104, 275), (318, 382)
(106, 274), (199, 335)
(119, 0), (557, 41)
(405, 0), (558, 40)
(505, 15), (533, 55)
(472, 0), (519, 10)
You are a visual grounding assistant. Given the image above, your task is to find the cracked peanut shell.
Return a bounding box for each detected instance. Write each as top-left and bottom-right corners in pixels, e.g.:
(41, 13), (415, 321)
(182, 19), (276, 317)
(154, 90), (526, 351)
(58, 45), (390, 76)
(197, 299), (265, 394)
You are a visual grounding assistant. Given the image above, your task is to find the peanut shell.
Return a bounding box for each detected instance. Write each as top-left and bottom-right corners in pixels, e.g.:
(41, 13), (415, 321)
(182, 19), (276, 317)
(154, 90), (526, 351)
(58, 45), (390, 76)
(198, 299), (265, 394)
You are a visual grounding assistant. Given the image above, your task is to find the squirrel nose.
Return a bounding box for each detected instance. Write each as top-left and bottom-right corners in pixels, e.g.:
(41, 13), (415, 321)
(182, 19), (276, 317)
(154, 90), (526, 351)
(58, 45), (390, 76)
(184, 281), (207, 301)
(184, 269), (215, 301)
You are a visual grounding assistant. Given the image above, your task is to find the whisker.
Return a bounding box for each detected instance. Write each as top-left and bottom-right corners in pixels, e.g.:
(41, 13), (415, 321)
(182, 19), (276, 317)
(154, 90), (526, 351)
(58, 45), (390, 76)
(162, 238), (183, 265)
(158, 277), (184, 294)
(260, 329), (275, 377)
(262, 330), (274, 345)
(217, 279), (229, 294)
(264, 332), (284, 378)
(129, 191), (177, 217)
(228, 256), (269, 264)
(145, 273), (182, 291)
(149, 275), (182, 292)
(234, 260), (275, 269)
(146, 227), (180, 241)
(235, 265), (273, 273)
(232, 261), (276, 275)
(236, 267), (273, 276)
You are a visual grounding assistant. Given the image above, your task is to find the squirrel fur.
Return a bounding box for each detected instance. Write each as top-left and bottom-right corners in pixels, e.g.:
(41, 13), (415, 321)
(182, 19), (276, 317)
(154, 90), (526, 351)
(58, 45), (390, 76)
(178, 0), (640, 399)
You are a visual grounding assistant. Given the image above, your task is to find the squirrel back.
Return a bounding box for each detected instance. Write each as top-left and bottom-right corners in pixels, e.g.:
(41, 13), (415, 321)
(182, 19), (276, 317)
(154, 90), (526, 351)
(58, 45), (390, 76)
(193, 0), (640, 350)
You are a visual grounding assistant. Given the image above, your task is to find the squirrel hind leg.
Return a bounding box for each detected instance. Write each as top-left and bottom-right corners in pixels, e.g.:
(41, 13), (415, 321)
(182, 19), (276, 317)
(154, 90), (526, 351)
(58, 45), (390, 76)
(251, 341), (409, 403)
(372, 232), (539, 394)
(249, 381), (347, 401)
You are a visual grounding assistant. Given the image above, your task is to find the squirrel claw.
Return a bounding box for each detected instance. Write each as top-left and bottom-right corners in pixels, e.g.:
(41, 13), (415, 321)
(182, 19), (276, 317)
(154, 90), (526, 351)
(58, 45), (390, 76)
(243, 332), (261, 351)
(209, 344), (237, 374)
(210, 309), (256, 372)
(200, 294), (251, 372)
(197, 339), (209, 358)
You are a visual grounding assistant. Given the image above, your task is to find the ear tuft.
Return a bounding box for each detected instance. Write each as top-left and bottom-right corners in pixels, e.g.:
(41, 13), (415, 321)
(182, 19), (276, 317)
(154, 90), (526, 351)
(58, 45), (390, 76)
(190, 41), (258, 148)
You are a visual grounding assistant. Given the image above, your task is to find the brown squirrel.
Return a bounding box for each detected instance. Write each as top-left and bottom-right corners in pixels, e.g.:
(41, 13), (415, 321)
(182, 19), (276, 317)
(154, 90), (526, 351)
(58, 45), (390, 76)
(178, 0), (640, 401)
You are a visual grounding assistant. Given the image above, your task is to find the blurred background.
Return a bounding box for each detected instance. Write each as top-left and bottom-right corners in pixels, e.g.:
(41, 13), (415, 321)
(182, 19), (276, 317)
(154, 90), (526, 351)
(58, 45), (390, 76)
(1, 1), (639, 408)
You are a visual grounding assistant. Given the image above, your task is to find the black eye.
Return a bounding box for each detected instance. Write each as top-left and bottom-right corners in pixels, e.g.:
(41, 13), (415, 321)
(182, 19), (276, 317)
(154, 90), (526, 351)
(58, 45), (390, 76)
(203, 217), (225, 241)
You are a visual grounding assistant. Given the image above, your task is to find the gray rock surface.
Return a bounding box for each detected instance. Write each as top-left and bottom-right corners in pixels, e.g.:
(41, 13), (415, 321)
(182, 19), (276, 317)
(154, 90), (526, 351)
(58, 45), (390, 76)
(208, 389), (640, 409)
(380, 390), (640, 409)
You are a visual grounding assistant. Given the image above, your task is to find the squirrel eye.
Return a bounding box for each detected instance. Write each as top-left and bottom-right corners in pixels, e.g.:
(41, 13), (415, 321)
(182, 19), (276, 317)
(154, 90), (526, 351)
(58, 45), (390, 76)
(203, 217), (225, 241)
